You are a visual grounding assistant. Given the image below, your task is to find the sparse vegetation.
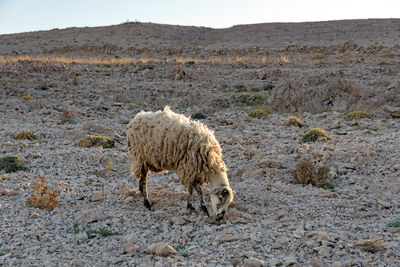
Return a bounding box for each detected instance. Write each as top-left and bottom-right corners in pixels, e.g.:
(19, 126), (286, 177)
(344, 110), (372, 121)
(78, 135), (115, 148)
(191, 112), (207, 120)
(291, 159), (333, 191)
(26, 176), (59, 211)
(262, 84), (275, 91)
(282, 116), (304, 127)
(0, 250), (8, 256)
(301, 128), (327, 142)
(0, 155), (27, 173)
(58, 108), (77, 125)
(22, 95), (34, 102)
(355, 240), (384, 253)
(73, 224), (117, 239)
(248, 108), (270, 119)
(13, 130), (39, 141)
(233, 84), (246, 92)
(387, 221), (400, 228)
(313, 54), (325, 60)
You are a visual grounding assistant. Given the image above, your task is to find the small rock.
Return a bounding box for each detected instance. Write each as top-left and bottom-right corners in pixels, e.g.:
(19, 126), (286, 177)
(276, 209), (286, 220)
(216, 229), (239, 244)
(146, 242), (178, 257)
(318, 246), (331, 258)
(244, 257), (265, 267)
(310, 257), (326, 267)
(76, 209), (106, 223)
(91, 191), (102, 202)
(124, 243), (139, 255)
(316, 232), (330, 242)
(30, 212), (40, 219)
(269, 258), (282, 266)
(323, 191), (338, 198)
(171, 216), (186, 225)
(125, 233), (139, 244)
(283, 256), (298, 265)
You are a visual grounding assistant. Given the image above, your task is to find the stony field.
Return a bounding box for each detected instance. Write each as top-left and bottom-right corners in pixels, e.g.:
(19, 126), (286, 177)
(1, 19), (400, 266)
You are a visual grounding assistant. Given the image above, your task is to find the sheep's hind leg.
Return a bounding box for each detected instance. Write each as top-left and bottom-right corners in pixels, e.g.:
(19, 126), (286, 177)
(138, 168), (151, 210)
(187, 185), (197, 213)
(194, 183), (210, 217)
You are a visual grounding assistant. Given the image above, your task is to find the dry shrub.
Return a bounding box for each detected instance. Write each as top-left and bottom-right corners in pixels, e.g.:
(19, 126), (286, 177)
(355, 239), (384, 253)
(248, 108), (270, 119)
(22, 95), (34, 102)
(26, 176), (58, 211)
(313, 54), (324, 60)
(291, 160), (333, 190)
(302, 128), (327, 143)
(13, 130), (38, 141)
(61, 108), (73, 119)
(78, 135), (115, 148)
(282, 116), (304, 127)
(344, 110), (371, 121)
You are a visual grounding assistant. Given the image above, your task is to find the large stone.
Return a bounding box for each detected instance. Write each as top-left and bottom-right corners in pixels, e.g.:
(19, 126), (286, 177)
(124, 243), (139, 255)
(146, 242), (178, 257)
(244, 257), (265, 267)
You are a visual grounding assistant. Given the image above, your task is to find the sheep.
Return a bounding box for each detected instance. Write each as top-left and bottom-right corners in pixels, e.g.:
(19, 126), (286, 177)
(126, 106), (233, 220)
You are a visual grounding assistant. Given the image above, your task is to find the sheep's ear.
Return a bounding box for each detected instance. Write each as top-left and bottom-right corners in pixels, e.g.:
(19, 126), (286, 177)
(210, 188), (220, 194)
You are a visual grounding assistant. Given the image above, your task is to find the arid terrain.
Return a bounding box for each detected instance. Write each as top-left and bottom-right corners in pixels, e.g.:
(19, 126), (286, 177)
(1, 19), (400, 266)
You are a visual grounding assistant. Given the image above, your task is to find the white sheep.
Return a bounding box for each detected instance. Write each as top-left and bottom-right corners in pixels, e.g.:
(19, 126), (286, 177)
(126, 106), (233, 220)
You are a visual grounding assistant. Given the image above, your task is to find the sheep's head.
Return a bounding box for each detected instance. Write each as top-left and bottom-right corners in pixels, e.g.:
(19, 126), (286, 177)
(210, 185), (234, 221)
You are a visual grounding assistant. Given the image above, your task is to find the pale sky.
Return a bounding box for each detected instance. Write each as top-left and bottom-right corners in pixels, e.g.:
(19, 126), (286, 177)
(0, 0), (399, 35)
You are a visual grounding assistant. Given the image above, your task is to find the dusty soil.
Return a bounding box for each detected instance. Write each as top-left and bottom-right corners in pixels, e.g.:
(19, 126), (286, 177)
(1, 19), (400, 266)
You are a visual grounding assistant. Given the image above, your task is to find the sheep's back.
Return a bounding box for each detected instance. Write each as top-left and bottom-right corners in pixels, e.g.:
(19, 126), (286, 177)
(127, 108), (221, 177)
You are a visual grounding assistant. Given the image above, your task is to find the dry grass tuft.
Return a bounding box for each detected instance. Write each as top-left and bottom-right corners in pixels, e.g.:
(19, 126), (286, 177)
(248, 108), (270, 119)
(302, 128), (327, 142)
(291, 160), (333, 191)
(344, 110), (372, 121)
(283, 116), (304, 128)
(22, 95), (34, 102)
(13, 130), (39, 141)
(26, 176), (59, 211)
(78, 135), (115, 148)
(355, 239), (384, 253)
(313, 54), (325, 60)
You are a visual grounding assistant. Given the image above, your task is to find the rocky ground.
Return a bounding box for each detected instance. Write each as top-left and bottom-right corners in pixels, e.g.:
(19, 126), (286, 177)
(1, 19), (400, 266)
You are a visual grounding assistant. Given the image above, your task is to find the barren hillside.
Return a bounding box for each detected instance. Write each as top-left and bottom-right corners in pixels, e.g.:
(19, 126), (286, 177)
(1, 19), (400, 266)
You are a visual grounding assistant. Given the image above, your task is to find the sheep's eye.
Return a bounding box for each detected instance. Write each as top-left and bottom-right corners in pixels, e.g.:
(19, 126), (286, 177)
(221, 189), (229, 197)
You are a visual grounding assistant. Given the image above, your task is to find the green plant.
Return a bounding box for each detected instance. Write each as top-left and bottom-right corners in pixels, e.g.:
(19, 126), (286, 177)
(344, 110), (372, 121)
(387, 221), (400, 228)
(301, 128), (327, 142)
(250, 87), (260, 92)
(0, 250), (8, 256)
(233, 84), (246, 92)
(248, 108), (270, 119)
(282, 116), (304, 127)
(58, 118), (77, 125)
(191, 112), (207, 120)
(78, 135), (115, 148)
(13, 130), (38, 141)
(0, 155), (27, 173)
(262, 84), (275, 91)
(26, 176), (58, 211)
(291, 160), (334, 191)
(86, 227), (118, 239)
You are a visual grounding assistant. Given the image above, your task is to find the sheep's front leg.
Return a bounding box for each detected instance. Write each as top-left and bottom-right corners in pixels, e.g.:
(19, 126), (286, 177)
(194, 183), (210, 217)
(187, 184), (196, 213)
(139, 168), (151, 210)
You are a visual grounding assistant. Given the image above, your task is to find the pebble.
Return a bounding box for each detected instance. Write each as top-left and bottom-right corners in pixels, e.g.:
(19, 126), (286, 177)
(244, 257), (265, 267)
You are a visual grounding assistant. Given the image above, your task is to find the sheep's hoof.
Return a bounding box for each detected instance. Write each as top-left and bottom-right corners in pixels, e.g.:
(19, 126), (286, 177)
(144, 200), (152, 210)
(201, 205), (210, 217)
